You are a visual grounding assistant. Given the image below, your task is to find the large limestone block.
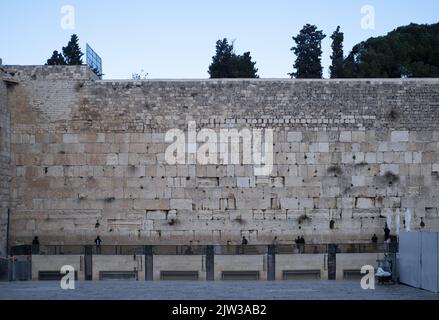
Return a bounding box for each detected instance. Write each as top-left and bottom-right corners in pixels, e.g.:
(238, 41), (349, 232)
(170, 199), (193, 210)
(391, 131), (409, 142)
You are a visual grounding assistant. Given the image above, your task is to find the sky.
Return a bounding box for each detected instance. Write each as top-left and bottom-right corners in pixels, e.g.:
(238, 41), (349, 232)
(1, 0), (438, 79)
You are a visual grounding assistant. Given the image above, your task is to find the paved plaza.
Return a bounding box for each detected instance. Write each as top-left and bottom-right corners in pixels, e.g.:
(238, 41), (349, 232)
(0, 281), (438, 300)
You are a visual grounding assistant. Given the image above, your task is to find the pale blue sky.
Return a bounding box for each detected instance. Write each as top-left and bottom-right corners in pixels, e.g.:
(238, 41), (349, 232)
(1, 0), (438, 79)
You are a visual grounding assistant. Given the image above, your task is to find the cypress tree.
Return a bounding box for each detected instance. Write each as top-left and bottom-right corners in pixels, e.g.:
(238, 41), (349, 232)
(330, 26), (344, 78)
(289, 24), (326, 78)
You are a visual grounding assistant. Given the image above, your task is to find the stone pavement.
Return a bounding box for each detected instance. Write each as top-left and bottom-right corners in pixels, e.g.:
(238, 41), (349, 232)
(0, 280), (438, 300)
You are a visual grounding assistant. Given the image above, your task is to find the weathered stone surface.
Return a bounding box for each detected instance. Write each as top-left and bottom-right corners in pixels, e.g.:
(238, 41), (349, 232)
(1, 66), (439, 246)
(0, 70), (11, 256)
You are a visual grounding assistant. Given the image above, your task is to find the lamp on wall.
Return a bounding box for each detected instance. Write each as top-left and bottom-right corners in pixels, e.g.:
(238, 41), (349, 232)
(95, 220), (100, 228)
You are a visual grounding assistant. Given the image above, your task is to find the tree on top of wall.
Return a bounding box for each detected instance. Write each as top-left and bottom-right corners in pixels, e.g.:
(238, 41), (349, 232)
(46, 34), (83, 66)
(330, 26), (344, 78)
(342, 22), (439, 78)
(208, 38), (259, 78)
(46, 50), (66, 65)
(62, 34), (84, 65)
(289, 24), (326, 79)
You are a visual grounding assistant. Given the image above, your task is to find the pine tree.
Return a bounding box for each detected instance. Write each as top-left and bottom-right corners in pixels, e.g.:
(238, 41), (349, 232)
(46, 50), (66, 65)
(62, 34), (84, 65)
(330, 26), (344, 78)
(343, 22), (439, 78)
(289, 24), (326, 78)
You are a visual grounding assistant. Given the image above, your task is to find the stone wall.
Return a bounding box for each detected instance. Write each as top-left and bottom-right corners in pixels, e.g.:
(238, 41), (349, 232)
(4, 66), (439, 246)
(0, 68), (11, 256)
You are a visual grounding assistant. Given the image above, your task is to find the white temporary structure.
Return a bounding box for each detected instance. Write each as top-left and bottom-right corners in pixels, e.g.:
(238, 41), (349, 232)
(399, 231), (439, 293)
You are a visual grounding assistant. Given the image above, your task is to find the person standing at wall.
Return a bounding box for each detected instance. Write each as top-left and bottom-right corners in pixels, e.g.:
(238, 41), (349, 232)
(371, 234), (378, 243)
(312, 237), (318, 253)
(294, 236), (300, 254)
(94, 236), (102, 254)
(241, 236), (248, 254)
(383, 225), (391, 242)
(299, 236), (306, 254)
(371, 234), (378, 251)
(32, 236), (40, 254)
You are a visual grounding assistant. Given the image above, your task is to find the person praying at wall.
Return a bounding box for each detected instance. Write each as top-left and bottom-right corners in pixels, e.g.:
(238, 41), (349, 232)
(271, 236), (279, 253)
(94, 236), (102, 254)
(240, 236), (248, 254)
(32, 236), (40, 254)
(312, 237), (318, 253)
(294, 236), (300, 254)
(185, 245), (193, 255)
(371, 234), (378, 251)
(383, 225), (391, 243)
(299, 236), (305, 253)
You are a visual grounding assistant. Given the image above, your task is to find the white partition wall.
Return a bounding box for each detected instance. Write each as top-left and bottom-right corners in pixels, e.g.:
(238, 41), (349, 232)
(420, 233), (439, 293)
(399, 232), (439, 293)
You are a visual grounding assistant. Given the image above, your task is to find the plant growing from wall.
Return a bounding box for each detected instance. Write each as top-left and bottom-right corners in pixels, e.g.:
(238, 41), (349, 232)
(327, 165), (343, 176)
(298, 214), (311, 224)
(234, 215), (246, 225)
(388, 109), (399, 120)
(383, 171), (399, 186)
(132, 69), (148, 80)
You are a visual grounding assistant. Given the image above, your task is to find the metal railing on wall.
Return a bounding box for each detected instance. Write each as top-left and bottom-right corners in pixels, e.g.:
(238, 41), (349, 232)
(10, 242), (398, 256)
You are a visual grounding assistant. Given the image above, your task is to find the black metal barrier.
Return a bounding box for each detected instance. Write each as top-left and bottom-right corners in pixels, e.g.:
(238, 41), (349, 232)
(11, 242), (397, 256)
(9, 242), (397, 281)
